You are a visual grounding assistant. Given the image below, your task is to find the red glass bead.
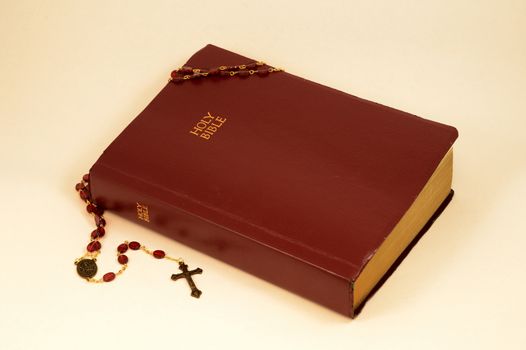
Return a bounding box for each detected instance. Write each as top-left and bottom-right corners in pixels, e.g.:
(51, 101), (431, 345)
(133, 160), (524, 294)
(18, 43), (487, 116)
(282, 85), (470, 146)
(238, 70), (249, 77)
(219, 70), (230, 76)
(117, 243), (128, 253)
(129, 241), (141, 250)
(118, 255), (129, 264)
(181, 66), (193, 74)
(172, 76), (184, 84)
(82, 174), (90, 182)
(247, 62), (257, 69)
(103, 272), (115, 282)
(209, 68), (219, 75)
(87, 241), (101, 252)
(96, 226), (105, 237)
(91, 229), (99, 239)
(257, 69), (269, 76)
(89, 227), (105, 239)
(153, 250), (165, 259)
(170, 70), (179, 79)
(93, 206), (104, 216)
(86, 204), (95, 213)
(79, 190), (89, 201)
(94, 215), (106, 227)
(75, 183), (83, 191)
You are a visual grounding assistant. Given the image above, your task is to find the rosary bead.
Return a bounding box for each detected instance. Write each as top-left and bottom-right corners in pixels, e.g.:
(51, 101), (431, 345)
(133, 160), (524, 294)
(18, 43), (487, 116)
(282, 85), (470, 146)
(153, 250), (166, 259)
(180, 66), (193, 74)
(79, 190), (89, 201)
(208, 68), (219, 75)
(117, 243), (128, 253)
(75, 183), (83, 191)
(170, 70), (179, 79)
(238, 70), (249, 77)
(118, 255), (129, 264)
(87, 240), (101, 252)
(96, 226), (105, 237)
(103, 272), (115, 282)
(129, 241), (141, 250)
(90, 228), (105, 239)
(219, 70), (230, 77)
(91, 229), (100, 239)
(257, 69), (269, 76)
(92, 206), (104, 216)
(246, 62), (257, 69)
(82, 174), (90, 183)
(94, 215), (106, 227)
(86, 204), (96, 213)
(172, 76), (184, 84)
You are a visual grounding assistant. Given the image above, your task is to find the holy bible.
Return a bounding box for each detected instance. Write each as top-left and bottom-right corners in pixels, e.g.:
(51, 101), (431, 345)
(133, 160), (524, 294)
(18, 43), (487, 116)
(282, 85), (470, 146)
(88, 44), (458, 317)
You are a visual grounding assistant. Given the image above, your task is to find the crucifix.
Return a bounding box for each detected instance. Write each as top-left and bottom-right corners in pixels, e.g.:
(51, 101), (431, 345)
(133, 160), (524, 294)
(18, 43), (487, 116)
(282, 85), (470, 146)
(171, 262), (203, 298)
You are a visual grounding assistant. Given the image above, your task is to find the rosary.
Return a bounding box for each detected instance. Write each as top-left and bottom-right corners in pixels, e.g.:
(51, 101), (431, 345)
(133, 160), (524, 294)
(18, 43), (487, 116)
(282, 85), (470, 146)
(169, 60), (283, 83)
(74, 173), (204, 298)
(74, 60), (283, 297)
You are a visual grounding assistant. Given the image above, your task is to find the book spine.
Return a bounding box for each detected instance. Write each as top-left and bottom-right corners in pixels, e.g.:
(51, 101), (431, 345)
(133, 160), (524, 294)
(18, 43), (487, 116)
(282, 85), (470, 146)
(89, 162), (353, 316)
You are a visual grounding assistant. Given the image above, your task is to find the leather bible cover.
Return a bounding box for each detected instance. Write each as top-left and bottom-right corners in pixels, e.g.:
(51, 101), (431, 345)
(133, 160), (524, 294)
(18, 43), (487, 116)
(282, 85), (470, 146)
(89, 44), (458, 317)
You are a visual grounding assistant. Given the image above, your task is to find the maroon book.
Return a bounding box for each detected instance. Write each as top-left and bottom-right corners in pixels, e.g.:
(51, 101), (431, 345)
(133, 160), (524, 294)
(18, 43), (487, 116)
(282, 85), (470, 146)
(89, 44), (458, 317)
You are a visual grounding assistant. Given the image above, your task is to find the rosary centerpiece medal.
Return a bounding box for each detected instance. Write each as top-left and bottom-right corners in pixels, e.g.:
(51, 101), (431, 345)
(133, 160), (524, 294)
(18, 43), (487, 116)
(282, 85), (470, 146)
(75, 258), (97, 279)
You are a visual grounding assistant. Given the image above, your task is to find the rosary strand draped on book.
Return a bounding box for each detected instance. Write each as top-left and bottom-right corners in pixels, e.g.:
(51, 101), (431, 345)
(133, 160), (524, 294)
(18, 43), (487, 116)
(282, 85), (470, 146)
(74, 57), (283, 298)
(169, 60), (283, 84)
(74, 173), (204, 298)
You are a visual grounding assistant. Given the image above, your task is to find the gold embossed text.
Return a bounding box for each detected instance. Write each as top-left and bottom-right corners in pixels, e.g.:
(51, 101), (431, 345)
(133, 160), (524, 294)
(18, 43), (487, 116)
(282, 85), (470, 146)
(136, 202), (150, 222)
(189, 112), (227, 141)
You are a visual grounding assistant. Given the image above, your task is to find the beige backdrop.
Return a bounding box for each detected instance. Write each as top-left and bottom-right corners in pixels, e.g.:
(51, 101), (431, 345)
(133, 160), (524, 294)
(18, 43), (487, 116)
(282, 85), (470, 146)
(1, 0), (525, 349)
